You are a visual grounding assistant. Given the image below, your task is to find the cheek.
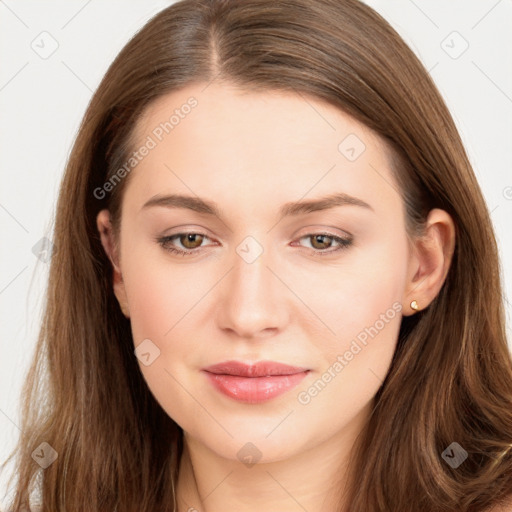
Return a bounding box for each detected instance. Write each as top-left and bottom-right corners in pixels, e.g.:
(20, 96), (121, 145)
(293, 258), (405, 436)
(120, 244), (204, 344)
(289, 228), (408, 352)
(290, 230), (407, 416)
(119, 248), (209, 422)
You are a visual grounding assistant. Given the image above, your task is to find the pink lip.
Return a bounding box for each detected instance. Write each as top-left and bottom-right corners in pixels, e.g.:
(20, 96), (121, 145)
(202, 360), (310, 403)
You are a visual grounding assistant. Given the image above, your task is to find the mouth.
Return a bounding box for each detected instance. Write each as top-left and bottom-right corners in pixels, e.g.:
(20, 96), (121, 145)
(202, 360), (310, 403)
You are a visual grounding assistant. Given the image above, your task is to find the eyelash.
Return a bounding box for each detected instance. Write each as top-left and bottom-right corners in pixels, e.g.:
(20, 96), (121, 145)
(156, 231), (353, 257)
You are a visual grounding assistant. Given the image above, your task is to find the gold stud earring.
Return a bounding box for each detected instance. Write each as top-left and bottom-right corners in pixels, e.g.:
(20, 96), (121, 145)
(410, 300), (419, 311)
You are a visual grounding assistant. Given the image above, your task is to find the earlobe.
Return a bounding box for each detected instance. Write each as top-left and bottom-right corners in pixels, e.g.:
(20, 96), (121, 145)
(403, 208), (456, 316)
(96, 209), (130, 318)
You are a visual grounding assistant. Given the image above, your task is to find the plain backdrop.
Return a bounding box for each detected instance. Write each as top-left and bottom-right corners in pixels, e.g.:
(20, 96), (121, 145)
(1, 0), (511, 506)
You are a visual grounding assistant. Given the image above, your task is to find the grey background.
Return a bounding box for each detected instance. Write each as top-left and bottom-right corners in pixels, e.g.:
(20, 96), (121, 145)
(1, 0), (511, 506)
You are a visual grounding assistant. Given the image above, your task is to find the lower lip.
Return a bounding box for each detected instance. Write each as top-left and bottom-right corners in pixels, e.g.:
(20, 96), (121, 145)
(203, 371), (309, 403)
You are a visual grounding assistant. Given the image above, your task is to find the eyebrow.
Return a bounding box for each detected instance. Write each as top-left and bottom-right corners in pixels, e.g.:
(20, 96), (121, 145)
(140, 192), (374, 217)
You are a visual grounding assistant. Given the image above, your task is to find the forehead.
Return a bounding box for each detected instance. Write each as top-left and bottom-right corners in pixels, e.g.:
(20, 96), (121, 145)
(134, 82), (384, 158)
(124, 82), (401, 219)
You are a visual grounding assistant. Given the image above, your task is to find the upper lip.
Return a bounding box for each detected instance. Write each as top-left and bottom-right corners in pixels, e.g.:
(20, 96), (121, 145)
(203, 360), (309, 377)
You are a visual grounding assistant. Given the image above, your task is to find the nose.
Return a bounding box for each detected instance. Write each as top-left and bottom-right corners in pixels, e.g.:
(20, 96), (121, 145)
(216, 243), (289, 340)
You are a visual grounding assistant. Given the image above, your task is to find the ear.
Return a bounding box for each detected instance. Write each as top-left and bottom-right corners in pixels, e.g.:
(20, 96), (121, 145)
(96, 209), (130, 318)
(403, 208), (456, 316)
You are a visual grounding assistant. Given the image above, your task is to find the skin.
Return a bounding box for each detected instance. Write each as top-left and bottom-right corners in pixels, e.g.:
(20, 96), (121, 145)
(97, 82), (455, 511)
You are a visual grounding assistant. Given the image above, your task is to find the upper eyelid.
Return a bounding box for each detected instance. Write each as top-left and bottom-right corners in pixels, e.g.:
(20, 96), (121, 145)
(162, 223), (351, 238)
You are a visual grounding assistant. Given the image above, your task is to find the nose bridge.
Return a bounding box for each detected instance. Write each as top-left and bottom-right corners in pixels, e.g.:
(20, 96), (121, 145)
(218, 235), (285, 337)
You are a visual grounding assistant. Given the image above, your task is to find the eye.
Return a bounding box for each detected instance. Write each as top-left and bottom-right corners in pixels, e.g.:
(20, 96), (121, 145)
(156, 231), (353, 257)
(157, 232), (213, 256)
(293, 232), (353, 256)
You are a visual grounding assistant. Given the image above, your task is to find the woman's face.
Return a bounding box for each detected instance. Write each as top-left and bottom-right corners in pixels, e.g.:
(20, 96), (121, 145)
(101, 82), (416, 463)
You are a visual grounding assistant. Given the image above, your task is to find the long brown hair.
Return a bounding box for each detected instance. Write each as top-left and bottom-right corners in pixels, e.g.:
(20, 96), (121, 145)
(3, 0), (512, 510)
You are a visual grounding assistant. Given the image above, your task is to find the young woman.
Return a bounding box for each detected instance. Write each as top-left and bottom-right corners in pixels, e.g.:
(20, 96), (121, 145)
(3, 0), (512, 510)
